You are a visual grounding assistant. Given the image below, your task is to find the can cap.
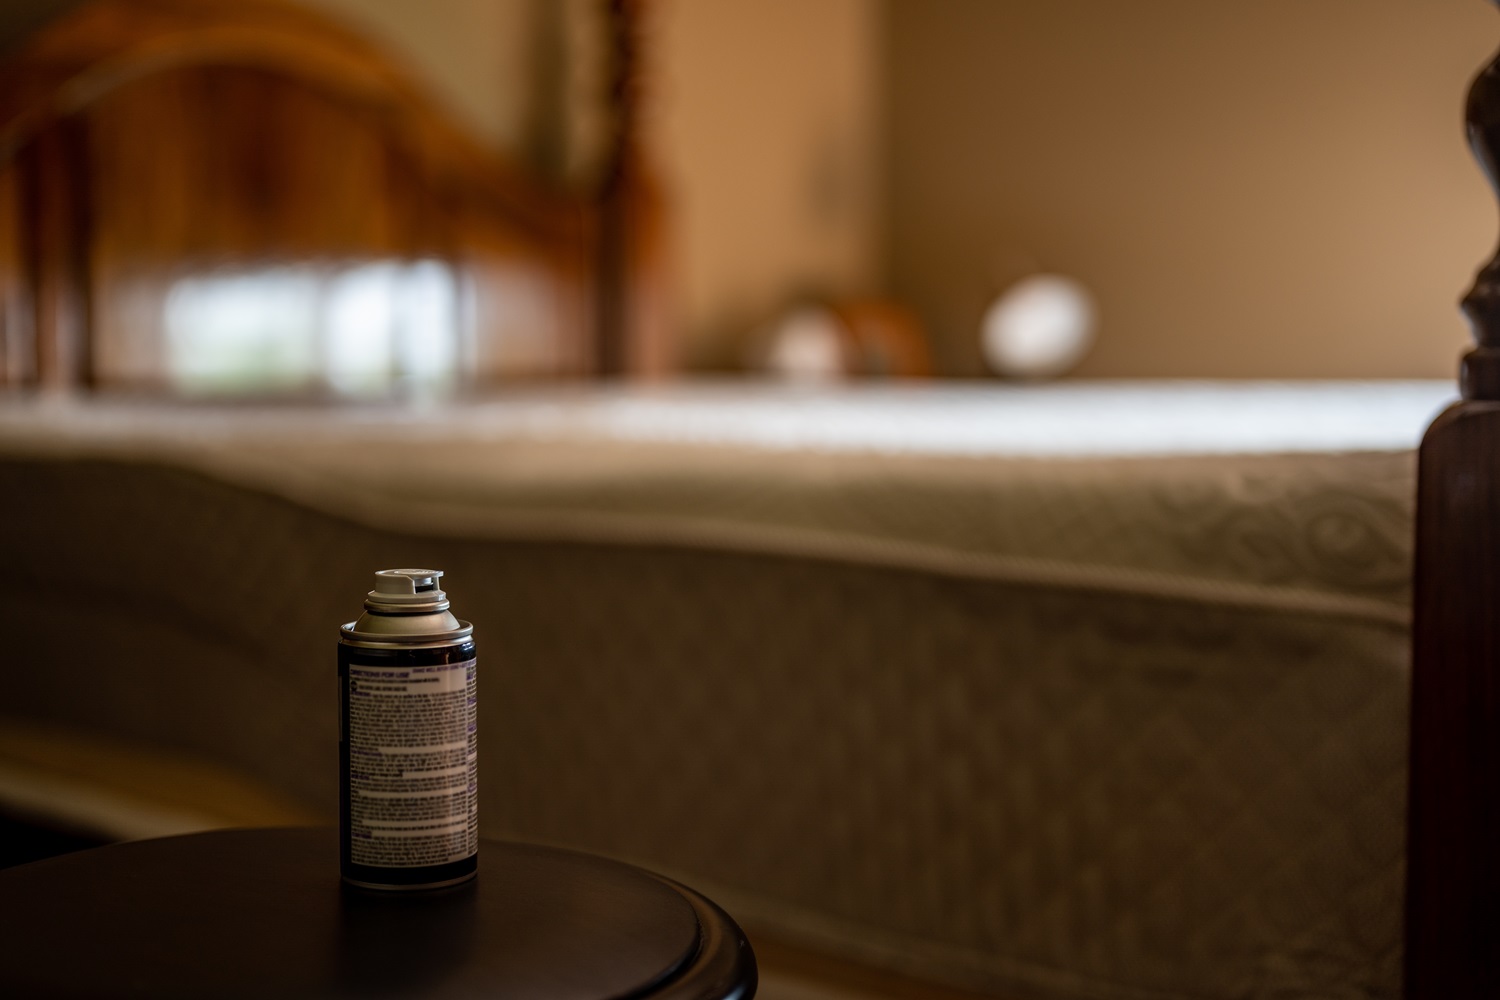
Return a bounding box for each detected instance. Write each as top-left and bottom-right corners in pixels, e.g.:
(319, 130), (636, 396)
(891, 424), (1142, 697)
(366, 568), (450, 613)
(343, 568), (471, 644)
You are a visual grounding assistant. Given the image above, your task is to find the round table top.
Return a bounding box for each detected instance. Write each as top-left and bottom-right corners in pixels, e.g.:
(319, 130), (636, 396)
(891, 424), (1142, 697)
(0, 827), (756, 999)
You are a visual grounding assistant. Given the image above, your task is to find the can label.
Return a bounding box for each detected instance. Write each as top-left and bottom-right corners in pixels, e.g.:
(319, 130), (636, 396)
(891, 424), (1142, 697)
(346, 657), (478, 868)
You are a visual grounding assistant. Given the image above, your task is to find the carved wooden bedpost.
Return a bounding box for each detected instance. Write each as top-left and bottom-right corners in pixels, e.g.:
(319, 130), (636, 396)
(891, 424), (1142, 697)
(1405, 12), (1500, 998)
(594, 0), (671, 377)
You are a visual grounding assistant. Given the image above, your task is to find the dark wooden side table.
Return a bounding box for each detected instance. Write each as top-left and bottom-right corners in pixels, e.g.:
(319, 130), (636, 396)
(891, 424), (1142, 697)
(0, 827), (757, 999)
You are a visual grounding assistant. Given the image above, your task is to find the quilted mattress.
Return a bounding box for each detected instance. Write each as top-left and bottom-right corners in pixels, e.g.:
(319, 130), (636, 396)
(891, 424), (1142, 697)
(0, 381), (1453, 1000)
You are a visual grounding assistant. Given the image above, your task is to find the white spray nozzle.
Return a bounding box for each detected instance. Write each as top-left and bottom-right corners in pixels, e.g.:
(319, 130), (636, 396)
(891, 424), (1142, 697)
(374, 568), (443, 595)
(367, 568), (449, 610)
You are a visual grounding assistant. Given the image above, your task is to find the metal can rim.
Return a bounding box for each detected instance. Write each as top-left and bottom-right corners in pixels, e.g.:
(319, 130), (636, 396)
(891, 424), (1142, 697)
(339, 621), (474, 647)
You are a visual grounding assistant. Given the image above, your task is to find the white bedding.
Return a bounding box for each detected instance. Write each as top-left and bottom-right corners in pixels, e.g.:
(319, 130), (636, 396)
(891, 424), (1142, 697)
(0, 381), (1452, 624)
(0, 380), (1452, 455)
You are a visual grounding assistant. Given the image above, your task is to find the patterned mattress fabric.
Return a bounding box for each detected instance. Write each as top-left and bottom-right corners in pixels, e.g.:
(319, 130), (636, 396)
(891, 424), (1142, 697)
(0, 382), (1453, 1000)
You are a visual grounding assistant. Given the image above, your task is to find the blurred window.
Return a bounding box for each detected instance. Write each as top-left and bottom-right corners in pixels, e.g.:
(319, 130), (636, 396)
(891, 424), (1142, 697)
(163, 261), (461, 397)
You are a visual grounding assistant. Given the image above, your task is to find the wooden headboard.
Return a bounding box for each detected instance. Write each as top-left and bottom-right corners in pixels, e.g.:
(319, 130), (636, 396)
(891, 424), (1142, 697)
(0, 0), (666, 394)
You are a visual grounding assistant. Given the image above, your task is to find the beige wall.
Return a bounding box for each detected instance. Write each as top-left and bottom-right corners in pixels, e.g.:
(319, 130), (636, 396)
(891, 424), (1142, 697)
(654, 0), (884, 365)
(887, 0), (1498, 378)
(303, 0), (1500, 378)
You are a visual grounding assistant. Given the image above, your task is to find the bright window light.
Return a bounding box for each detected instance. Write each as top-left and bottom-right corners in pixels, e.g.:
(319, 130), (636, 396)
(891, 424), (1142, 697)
(325, 263), (397, 395)
(395, 261), (459, 393)
(165, 268), (322, 393)
(164, 261), (461, 397)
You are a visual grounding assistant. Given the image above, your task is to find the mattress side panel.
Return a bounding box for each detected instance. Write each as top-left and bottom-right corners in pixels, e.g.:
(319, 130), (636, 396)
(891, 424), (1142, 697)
(0, 456), (1405, 1000)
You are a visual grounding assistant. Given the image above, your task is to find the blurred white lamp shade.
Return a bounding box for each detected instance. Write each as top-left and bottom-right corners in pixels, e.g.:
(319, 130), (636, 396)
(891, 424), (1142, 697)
(981, 274), (1096, 378)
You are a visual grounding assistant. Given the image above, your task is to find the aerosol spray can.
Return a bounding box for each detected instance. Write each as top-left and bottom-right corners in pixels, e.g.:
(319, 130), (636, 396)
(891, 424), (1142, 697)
(339, 569), (478, 890)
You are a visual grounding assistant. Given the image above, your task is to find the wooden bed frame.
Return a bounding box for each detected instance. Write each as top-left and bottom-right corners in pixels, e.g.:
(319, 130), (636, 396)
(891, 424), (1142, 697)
(0, 0), (666, 391)
(1406, 12), (1500, 997)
